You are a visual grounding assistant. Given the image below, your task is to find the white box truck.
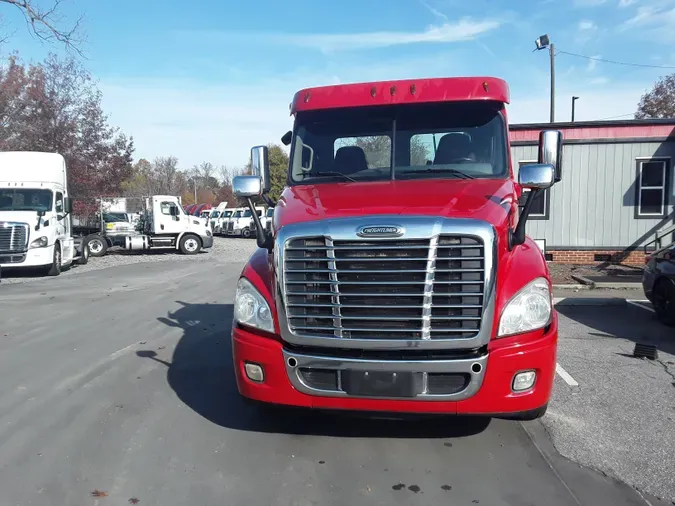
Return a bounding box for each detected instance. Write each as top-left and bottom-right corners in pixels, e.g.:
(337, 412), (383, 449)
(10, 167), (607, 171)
(0, 151), (88, 276)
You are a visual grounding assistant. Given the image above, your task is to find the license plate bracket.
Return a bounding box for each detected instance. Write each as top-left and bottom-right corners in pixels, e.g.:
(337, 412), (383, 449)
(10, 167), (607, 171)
(342, 370), (416, 398)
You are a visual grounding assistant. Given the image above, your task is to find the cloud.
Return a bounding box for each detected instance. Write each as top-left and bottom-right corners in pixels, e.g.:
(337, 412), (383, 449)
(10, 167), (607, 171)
(578, 19), (597, 30)
(226, 18), (502, 53)
(619, 4), (675, 40)
(574, 0), (607, 6)
(419, 0), (448, 20)
(618, 0), (636, 6)
(587, 55), (601, 71)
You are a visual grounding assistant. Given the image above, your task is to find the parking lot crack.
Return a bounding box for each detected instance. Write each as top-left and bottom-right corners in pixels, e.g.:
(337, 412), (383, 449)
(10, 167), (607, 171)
(653, 360), (675, 385)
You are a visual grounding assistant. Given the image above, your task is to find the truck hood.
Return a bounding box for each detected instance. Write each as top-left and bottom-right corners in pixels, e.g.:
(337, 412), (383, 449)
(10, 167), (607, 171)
(0, 210), (43, 227)
(277, 179), (517, 229)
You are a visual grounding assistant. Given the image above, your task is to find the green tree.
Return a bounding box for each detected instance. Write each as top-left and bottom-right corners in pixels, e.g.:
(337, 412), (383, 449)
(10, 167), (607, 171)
(267, 143), (289, 201)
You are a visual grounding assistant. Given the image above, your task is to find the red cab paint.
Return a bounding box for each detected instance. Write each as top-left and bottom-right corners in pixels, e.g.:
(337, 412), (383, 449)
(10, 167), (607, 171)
(232, 76), (562, 420)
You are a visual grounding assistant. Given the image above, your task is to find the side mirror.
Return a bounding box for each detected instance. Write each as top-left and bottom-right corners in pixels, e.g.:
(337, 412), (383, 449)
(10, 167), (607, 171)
(169, 206), (178, 216)
(64, 197), (73, 214)
(538, 130), (562, 182)
(233, 175), (263, 198)
(250, 145), (271, 194)
(281, 130), (292, 146)
(518, 163), (555, 190)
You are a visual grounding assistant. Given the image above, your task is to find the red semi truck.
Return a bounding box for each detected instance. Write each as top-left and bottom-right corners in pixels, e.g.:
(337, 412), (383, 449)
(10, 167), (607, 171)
(230, 76), (563, 420)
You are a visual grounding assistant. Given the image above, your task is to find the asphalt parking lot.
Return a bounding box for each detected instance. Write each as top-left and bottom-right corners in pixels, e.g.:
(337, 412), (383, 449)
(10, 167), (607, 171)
(0, 241), (672, 505)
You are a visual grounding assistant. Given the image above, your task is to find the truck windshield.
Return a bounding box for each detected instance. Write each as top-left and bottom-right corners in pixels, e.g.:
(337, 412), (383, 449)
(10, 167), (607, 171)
(242, 210), (252, 218)
(224, 210), (233, 217)
(289, 101), (508, 184)
(212, 211), (220, 218)
(0, 189), (53, 212)
(233, 210), (242, 218)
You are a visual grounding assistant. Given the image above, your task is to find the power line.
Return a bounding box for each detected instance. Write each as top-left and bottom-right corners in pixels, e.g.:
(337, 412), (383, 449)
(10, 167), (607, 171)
(558, 50), (675, 70)
(596, 112), (636, 120)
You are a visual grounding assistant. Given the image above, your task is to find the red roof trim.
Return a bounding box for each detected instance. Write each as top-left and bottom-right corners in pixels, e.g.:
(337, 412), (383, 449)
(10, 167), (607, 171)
(290, 77), (510, 115)
(509, 123), (675, 142)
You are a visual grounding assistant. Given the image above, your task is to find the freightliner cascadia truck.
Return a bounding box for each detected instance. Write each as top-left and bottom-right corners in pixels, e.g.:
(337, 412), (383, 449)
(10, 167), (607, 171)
(230, 76), (563, 420)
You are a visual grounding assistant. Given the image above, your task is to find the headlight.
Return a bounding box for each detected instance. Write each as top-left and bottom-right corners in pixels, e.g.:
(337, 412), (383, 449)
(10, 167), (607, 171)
(29, 236), (48, 248)
(498, 277), (552, 337)
(234, 277), (274, 333)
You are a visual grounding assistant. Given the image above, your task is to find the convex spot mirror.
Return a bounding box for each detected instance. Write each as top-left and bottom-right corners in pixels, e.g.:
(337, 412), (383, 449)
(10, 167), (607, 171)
(518, 163), (555, 190)
(233, 175), (263, 198)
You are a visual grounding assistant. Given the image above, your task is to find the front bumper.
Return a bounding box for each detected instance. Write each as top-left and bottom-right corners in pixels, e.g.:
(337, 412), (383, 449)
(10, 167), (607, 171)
(0, 245), (54, 268)
(231, 313), (558, 415)
(202, 235), (214, 249)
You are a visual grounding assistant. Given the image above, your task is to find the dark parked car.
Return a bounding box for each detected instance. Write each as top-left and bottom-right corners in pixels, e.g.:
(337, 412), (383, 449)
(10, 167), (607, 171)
(642, 244), (675, 326)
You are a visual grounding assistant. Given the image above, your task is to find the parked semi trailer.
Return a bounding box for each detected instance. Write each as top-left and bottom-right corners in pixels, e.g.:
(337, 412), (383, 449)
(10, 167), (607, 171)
(0, 151), (88, 276)
(230, 76), (563, 420)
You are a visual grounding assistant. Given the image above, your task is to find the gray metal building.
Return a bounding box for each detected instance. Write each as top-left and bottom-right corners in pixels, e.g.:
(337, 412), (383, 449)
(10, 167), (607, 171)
(509, 119), (675, 264)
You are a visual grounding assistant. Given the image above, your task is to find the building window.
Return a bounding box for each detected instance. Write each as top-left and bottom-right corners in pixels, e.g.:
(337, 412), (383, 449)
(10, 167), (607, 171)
(635, 158), (670, 218)
(517, 161), (550, 220)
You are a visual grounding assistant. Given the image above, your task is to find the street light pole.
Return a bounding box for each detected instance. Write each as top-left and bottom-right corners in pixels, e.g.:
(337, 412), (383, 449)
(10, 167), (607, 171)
(535, 34), (555, 123)
(571, 96), (579, 122)
(549, 43), (555, 123)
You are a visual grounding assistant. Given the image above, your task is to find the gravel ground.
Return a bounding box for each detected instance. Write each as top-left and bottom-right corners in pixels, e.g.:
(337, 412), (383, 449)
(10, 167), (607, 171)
(0, 237), (258, 285)
(548, 302), (675, 503)
(549, 263), (644, 285)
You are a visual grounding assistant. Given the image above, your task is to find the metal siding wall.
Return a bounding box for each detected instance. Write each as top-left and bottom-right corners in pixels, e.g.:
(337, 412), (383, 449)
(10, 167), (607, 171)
(510, 141), (675, 248)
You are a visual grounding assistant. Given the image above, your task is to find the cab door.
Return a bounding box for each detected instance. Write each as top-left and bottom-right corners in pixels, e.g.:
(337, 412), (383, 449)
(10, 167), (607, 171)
(55, 192), (75, 264)
(153, 198), (185, 235)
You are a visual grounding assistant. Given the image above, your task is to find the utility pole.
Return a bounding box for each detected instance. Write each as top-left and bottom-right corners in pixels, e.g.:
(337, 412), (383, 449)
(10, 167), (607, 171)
(571, 96), (579, 122)
(193, 178), (197, 203)
(549, 43), (555, 123)
(535, 34), (555, 123)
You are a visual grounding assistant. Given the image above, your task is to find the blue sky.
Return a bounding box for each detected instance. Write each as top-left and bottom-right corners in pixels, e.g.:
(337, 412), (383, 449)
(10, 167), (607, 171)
(3, 0), (675, 169)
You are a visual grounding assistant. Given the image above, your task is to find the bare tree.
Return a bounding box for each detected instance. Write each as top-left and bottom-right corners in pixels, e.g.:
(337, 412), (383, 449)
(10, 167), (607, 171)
(636, 74), (675, 119)
(1, 0), (84, 54)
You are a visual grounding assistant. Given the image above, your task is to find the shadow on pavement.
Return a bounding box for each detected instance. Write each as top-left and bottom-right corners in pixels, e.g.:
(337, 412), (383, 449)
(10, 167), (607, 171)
(556, 304), (675, 357)
(146, 301), (491, 438)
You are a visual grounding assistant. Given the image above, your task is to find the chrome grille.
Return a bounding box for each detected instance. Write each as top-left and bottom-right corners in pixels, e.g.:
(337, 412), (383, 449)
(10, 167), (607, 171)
(0, 222), (29, 252)
(283, 235), (485, 341)
(227, 221), (234, 233)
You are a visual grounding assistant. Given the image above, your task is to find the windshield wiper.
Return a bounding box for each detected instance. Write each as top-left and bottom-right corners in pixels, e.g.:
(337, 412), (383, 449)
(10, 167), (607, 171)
(303, 171), (357, 182)
(399, 168), (476, 179)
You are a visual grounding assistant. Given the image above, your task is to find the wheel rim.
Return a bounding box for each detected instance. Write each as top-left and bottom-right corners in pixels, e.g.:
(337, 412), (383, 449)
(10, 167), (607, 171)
(185, 238), (198, 252)
(89, 240), (103, 254)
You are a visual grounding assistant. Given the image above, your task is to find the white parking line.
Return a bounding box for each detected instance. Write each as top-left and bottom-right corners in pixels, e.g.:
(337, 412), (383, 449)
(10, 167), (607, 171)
(555, 363), (579, 387)
(626, 299), (655, 313)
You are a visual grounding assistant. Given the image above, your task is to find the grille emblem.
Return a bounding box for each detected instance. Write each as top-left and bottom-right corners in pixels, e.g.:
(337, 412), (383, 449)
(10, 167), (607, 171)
(356, 225), (404, 238)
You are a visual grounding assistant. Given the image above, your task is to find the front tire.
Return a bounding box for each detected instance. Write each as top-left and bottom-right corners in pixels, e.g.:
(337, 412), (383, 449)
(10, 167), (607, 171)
(46, 243), (62, 277)
(76, 240), (90, 265)
(179, 234), (202, 255)
(652, 278), (675, 326)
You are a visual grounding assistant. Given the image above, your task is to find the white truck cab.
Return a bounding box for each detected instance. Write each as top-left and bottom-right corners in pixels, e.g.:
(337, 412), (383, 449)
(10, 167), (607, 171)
(125, 195), (213, 254)
(0, 151), (88, 276)
(228, 206), (264, 238)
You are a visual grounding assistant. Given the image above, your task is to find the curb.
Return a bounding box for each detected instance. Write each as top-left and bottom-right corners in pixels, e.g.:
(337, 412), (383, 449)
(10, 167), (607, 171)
(571, 274), (594, 287)
(553, 297), (628, 306)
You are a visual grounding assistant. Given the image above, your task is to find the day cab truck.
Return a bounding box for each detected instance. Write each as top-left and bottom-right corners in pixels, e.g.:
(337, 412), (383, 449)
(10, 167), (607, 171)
(0, 151), (88, 276)
(231, 76), (563, 420)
